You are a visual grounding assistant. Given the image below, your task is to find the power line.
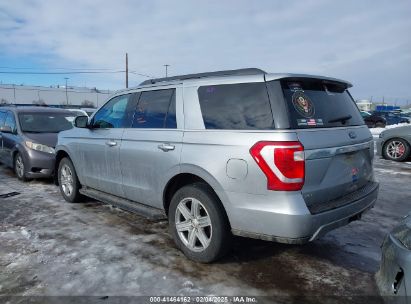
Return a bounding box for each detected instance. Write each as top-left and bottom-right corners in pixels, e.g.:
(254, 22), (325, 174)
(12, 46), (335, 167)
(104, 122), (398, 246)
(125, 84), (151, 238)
(0, 69), (155, 78)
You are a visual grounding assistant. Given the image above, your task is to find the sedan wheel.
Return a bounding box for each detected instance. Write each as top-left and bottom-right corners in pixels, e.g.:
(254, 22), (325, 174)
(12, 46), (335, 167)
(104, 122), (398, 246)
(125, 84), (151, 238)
(383, 139), (410, 162)
(14, 153), (29, 181)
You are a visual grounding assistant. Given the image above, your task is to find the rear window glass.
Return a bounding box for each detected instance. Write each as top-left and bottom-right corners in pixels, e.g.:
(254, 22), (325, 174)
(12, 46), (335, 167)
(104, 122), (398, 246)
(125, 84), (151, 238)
(278, 79), (364, 128)
(198, 83), (274, 130)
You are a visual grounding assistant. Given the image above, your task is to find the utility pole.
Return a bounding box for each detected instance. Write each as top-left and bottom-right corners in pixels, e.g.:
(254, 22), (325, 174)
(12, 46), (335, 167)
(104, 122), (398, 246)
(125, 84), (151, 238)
(164, 64), (170, 77)
(64, 77), (69, 106)
(126, 53), (129, 88)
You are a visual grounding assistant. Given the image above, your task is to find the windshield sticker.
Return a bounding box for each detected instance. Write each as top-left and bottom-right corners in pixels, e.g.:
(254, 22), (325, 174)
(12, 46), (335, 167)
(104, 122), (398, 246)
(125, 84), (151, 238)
(292, 91), (315, 118)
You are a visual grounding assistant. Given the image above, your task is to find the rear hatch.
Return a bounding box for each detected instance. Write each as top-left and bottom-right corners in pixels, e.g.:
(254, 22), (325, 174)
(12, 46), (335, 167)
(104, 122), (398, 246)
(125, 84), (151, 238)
(273, 78), (375, 213)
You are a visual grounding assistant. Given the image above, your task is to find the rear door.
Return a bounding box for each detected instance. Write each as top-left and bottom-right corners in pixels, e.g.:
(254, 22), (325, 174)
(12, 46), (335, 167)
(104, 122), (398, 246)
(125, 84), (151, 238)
(120, 87), (183, 209)
(268, 78), (374, 213)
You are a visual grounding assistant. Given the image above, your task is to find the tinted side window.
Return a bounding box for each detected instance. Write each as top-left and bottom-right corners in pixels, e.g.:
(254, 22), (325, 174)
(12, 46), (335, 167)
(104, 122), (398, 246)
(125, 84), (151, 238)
(92, 94), (135, 129)
(5, 112), (16, 132)
(0, 111), (6, 127)
(198, 83), (274, 130)
(132, 89), (176, 128)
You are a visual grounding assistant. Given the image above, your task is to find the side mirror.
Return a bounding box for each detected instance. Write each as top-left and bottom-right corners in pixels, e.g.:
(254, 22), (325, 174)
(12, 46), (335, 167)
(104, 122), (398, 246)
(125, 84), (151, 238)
(0, 126), (13, 133)
(74, 115), (89, 128)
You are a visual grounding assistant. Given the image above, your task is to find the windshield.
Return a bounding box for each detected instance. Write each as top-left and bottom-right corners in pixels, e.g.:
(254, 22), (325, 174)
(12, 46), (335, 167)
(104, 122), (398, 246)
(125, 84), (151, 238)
(19, 112), (76, 133)
(278, 79), (364, 129)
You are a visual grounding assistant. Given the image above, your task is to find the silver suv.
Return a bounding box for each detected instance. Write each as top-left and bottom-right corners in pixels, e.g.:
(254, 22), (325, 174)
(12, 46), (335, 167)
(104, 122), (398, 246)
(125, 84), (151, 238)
(55, 68), (379, 262)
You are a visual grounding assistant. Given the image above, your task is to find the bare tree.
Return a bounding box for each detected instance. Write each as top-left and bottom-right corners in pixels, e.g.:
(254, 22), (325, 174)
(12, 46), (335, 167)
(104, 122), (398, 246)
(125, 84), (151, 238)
(81, 100), (95, 108)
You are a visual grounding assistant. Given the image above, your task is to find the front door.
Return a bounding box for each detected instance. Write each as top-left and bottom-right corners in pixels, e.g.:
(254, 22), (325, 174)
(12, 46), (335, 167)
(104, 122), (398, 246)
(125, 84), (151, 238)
(0, 110), (7, 163)
(1, 111), (18, 167)
(76, 93), (137, 197)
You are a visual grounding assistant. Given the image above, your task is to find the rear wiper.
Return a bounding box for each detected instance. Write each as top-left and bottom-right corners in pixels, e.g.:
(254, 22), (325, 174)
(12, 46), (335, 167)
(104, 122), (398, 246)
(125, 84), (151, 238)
(328, 115), (352, 124)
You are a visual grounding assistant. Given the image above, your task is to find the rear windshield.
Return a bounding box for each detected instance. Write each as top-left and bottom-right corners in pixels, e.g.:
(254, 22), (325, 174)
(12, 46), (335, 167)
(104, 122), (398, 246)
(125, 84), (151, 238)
(278, 79), (364, 128)
(19, 112), (76, 133)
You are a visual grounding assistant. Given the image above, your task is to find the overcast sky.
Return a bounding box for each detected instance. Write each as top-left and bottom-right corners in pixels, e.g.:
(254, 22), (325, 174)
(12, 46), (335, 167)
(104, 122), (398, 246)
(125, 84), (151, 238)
(0, 0), (410, 103)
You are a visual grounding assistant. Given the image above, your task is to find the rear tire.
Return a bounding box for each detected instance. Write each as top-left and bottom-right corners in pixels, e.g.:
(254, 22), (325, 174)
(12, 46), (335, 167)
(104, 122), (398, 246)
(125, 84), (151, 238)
(14, 153), (30, 182)
(383, 138), (410, 162)
(168, 183), (231, 263)
(58, 157), (82, 203)
(375, 122), (385, 128)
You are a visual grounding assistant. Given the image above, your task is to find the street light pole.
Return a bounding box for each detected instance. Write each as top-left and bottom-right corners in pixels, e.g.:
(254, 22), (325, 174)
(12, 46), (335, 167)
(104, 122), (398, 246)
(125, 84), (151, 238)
(64, 77), (69, 106)
(164, 64), (170, 77)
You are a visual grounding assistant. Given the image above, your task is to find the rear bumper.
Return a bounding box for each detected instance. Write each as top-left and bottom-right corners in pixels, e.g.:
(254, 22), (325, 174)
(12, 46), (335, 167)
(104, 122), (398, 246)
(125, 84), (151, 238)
(225, 182), (379, 244)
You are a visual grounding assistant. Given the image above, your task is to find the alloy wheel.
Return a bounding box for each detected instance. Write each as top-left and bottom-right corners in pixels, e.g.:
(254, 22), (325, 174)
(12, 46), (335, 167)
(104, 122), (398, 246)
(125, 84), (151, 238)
(386, 141), (406, 159)
(60, 164), (74, 197)
(175, 197), (212, 252)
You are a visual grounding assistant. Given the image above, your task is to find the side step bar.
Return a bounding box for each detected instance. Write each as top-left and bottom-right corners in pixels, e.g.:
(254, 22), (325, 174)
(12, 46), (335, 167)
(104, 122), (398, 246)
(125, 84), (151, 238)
(79, 187), (166, 220)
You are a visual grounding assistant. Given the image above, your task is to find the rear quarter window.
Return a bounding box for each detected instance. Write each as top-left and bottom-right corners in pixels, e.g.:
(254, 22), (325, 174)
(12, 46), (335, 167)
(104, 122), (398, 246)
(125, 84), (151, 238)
(198, 82), (274, 130)
(277, 79), (364, 129)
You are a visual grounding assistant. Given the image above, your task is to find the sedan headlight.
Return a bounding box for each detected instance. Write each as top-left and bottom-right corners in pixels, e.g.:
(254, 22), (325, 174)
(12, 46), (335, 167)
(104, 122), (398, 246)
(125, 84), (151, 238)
(25, 141), (55, 154)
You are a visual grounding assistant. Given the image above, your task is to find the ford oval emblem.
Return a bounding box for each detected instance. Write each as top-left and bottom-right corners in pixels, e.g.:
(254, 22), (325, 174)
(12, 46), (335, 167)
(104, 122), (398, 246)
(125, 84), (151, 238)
(349, 131), (357, 139)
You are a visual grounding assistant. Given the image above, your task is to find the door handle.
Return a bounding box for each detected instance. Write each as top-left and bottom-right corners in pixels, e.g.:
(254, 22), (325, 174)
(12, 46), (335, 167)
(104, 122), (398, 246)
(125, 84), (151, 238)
(105, 140), (117, 147)
(158, 143), (175, 152)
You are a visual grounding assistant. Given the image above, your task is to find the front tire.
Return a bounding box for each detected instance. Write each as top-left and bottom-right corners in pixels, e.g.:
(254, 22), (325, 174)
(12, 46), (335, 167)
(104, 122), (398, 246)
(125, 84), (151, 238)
(169, 183), (231, 263)
(14, 153), (29, 182)
(58, 157), (82, 203)
(383, 138), (410, 162)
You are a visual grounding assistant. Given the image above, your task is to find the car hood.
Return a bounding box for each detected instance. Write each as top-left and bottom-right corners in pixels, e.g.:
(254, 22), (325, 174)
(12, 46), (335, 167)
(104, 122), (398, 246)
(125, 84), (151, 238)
(23, 132), (58, 148)
(390, 213), (411, 250)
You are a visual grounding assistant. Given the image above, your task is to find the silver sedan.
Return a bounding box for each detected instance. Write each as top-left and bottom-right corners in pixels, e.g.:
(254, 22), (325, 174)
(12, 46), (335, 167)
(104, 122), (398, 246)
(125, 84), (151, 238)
(376, 126), (411, 161)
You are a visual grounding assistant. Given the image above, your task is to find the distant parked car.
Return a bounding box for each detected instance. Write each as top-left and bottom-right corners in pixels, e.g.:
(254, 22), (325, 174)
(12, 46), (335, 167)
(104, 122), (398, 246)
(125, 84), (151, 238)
(376, 213), (411, 298)
(0, 107), (76, 180)
(373, 111), (410, 126)
(376, 125), (411, 161)
(80, 107), (96, 116)
(360, 111), (386, 128)
(66, 108), (89, 117)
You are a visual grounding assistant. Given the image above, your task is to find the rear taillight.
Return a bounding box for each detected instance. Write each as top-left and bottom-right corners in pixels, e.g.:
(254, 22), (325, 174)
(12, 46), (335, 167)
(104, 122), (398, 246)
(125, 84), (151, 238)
(250, 141), (305, 191)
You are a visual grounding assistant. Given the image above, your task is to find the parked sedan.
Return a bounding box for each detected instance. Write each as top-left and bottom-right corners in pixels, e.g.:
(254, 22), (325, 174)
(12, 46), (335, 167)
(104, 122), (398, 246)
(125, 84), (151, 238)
(361, 111), (386, 128)
(376, 125), (411, 161)
(0, 107), (76, 180)
(376, 213), (411, 299)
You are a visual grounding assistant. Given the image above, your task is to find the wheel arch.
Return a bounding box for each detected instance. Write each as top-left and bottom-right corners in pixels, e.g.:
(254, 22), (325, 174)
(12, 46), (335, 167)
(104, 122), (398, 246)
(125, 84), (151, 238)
(54, 149), (77, 185)
(162, 167), (232, 227)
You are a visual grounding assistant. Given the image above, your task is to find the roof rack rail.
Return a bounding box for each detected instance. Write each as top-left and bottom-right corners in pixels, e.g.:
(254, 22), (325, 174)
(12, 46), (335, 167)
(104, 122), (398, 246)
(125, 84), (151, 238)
(139, 68), (266, 86)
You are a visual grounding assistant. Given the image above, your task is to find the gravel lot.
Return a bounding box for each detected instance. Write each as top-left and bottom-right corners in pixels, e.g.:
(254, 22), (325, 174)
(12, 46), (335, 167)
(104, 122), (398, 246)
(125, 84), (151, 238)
(0, 156), (410, 303)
